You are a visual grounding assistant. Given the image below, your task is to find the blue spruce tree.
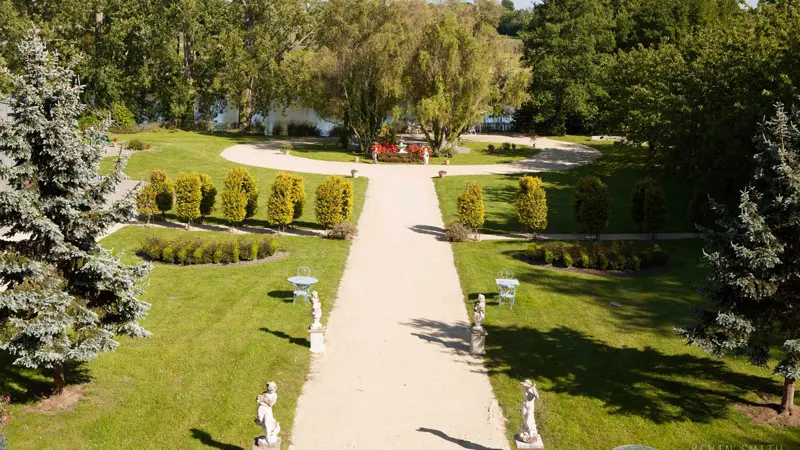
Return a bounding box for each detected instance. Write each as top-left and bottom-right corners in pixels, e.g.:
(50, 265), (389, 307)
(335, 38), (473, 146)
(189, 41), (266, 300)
(678, 104), (800, 414)
(0, 33), (151, 394)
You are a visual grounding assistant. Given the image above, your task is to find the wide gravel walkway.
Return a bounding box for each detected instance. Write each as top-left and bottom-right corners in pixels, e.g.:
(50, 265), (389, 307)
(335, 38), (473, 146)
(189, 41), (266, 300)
(222, 135), (599, 449)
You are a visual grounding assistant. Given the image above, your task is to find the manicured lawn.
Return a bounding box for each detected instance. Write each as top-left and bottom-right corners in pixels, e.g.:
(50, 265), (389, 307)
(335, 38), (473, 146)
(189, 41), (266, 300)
(451, 239), (800, 449)
(435, 136), (694, 234)
(1, 225), (352, 450)
(102, 131), (368, 230)
(288, 140), (538, 165)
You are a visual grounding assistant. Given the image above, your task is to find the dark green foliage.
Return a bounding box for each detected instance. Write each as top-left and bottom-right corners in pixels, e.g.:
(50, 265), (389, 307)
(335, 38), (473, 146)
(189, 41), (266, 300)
(677, 105), (800, 411)
(632, 178), (668, 235)
(573, 176), (610, 238)
(562, 252), (573, 268)
(286, 121), (322, 137)
(128, 138), (148, 151)
(198, 173), (217, 221)
(526, 241), (669, 272)
(140, 236), (278, 265)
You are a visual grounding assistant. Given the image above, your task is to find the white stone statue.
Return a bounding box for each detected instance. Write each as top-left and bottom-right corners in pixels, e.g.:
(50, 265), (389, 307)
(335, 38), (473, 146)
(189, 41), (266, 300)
(423, 147), (430, 165)
(309, 291), (322, 330)
(254, 382), (281, 447)
(519, 380), (540, 443)
(472, 294), (486, 330)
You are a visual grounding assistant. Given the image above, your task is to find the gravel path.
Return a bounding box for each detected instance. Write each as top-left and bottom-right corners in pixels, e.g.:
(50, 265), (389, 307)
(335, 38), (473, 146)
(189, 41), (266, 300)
(221, 135), (600, 449)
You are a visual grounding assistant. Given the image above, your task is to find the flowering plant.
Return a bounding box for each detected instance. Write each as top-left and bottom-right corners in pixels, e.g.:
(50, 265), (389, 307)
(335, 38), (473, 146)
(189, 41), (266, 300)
(406, 144), (431, 157)
(369, 142), (398, 155)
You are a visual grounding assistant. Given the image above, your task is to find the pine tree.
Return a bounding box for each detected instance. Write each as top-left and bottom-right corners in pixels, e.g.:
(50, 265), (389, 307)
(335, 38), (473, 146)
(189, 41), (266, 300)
(0, 33), (151, 395)
(678, 104), (800, 414)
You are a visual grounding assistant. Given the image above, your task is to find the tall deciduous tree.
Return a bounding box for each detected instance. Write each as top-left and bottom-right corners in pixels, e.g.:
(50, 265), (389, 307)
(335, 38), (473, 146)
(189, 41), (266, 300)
(0, 34), (151, 394)
(407, 5), (530, 156)
(311, 0), (417, 153)
(678, 105), (800, 414)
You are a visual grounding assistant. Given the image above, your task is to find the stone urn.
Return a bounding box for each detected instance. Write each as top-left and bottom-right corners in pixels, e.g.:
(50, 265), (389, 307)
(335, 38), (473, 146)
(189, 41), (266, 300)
(445, 159), (451, 166)
(438, 170), (447, 178)
(354, 156), (360, 163)
(351, 169), (359, 179)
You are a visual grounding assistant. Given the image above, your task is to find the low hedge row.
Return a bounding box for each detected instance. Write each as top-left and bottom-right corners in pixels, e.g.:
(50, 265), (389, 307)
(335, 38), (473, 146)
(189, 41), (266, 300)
(527, 241), (669, 271)
(377, 153), (423, 163)
(141, 235), (279, 265)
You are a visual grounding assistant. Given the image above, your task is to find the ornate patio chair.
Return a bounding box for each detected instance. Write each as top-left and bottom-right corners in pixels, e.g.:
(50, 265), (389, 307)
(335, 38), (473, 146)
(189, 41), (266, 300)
(497, 269), (518, 310)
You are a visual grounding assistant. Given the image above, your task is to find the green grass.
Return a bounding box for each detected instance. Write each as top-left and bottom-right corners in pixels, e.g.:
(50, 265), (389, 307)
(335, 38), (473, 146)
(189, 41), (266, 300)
(2, 225), (352, 449)
(435, 136), (694, 234)
(102, 131), (368, 230)
(288, 140), (538, 165)
(451, 239), (800, 449)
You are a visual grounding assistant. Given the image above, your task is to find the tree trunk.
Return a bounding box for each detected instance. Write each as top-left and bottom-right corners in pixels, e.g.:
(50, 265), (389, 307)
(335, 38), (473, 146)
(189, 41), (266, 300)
(53, 362), (66, 395)
(781, 378), (796, 414)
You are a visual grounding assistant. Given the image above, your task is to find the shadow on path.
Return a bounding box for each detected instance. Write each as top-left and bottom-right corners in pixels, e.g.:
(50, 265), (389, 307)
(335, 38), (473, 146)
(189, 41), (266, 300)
(260, 327), (310, 347)
(417, 427), (503, 450)
(404, 318), (471, 353)
(409, 225), (446, 239)
(189, 428), (244, 450)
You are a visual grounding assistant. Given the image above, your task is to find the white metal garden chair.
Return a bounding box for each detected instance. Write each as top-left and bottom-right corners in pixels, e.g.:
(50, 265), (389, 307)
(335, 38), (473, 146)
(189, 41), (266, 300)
(497, 269), (518, 310)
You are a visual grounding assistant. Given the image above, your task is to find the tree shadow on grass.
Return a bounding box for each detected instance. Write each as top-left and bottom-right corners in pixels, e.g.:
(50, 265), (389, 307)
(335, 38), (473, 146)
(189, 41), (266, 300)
(189, 428), (244, 450)
(417, 427), (503, 450)
(260, 327), (310, 347)
(482, 324), (776, 424)
(0, 355), (91, 404)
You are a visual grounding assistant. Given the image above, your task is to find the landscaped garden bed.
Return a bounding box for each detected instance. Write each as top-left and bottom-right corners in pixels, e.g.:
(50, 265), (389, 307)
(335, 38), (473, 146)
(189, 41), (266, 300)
(525, 241), (669, 272)
(140, 235), (280, 265)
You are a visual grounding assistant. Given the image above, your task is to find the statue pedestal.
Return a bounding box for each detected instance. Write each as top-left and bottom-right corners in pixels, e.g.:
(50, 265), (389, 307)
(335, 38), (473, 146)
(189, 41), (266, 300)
(514, 434), (544, 449)
(309, 327), (326, 353)
(470, 328), (487, 355)
(253, 436), (281, 449)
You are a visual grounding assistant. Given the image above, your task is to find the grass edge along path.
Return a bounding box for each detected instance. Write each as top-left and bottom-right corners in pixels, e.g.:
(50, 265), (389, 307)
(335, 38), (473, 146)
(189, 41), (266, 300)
(101, 130), (368, 231)
(450, 239), (800, 449)
(1, 225), (354, 450)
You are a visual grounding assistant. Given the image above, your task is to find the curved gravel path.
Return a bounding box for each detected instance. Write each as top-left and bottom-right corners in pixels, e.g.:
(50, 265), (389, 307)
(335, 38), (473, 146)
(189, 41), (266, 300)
(221, 135), (599, 177)
(221, 135), (599, 450)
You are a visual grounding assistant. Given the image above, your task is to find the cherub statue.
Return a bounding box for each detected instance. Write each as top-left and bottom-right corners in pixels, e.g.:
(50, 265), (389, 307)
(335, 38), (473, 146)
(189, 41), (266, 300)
(519, 379), (540, 443)
(309, 291), (322, 330)
(472, 294), (486, 331)
(254, 382), (281, 446)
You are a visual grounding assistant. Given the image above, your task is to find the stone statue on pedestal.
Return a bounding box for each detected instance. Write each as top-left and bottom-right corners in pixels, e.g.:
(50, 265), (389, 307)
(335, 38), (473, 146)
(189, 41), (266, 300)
(472, 294), (486, 330)
(310, 291), (322, 330)
(253, 382), (281, 448)
(519, 380), (540, 443)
